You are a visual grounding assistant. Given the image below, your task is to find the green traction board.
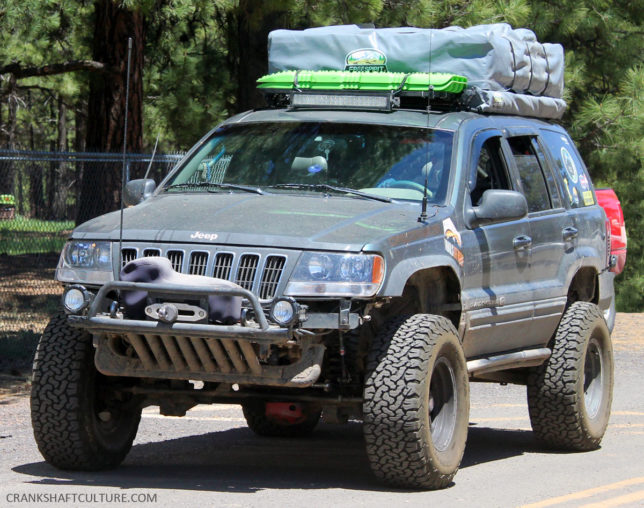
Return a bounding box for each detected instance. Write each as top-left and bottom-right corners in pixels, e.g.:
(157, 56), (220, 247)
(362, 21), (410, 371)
(257, 70), (468, 94)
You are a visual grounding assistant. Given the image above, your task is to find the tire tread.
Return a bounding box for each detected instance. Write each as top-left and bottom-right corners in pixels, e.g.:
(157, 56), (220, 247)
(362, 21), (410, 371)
(363, 314), (468, 489)
(527, 302), (613, 451)
(31, 314), (139, 470)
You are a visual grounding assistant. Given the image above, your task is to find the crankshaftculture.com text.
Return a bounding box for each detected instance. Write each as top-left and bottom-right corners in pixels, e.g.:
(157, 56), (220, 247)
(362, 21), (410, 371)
(6, 492), (158, 504)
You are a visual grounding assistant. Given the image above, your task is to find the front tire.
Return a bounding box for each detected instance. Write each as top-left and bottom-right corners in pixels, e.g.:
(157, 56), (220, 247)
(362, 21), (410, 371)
(31, 314), (141, 470)
(363, 314), (470, 490)
(527, 302), (614, 450)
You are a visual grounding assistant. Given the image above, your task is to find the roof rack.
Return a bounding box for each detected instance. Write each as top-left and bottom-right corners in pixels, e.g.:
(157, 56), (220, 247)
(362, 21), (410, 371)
(257, 70), (467, 112)
(256, 69), (567, 120)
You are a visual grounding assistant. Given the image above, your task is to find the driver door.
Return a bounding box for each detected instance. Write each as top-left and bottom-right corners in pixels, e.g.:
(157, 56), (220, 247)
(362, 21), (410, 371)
(460, 131), (533, 358)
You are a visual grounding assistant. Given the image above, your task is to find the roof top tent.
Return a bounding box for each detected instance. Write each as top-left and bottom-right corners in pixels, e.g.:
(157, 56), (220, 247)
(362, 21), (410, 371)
(263, 24), (567, 120)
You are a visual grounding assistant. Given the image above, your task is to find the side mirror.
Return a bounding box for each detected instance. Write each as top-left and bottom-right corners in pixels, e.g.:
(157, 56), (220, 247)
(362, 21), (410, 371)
(124, 179), (156, 207)
(469, 189), (528, 226)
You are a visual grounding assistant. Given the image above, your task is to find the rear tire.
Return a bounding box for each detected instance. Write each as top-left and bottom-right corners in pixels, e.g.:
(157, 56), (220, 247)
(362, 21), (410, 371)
(527, 302), (613, 450)
(242, 401), (321, 437)
(363, 314), (469, 490)
(31, 314), (141, 470)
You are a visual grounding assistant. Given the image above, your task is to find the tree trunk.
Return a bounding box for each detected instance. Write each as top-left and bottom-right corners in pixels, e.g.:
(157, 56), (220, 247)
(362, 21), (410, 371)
(74, 104), (87, 153)
(73, 105), (86, 220)
(226, 0), (291, 114)
(28, 91), (45, 219)
(76, 0), (144, 225)
(51, 96), (68, 219)
(0, 75), (18, 196)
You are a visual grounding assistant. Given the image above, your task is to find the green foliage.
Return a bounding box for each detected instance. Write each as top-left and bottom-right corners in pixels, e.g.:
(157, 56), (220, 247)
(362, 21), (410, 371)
(142, 1), (232, 147)
(376, 0), (531, 27)
(570, 67), (644, 311)
(0, 217), (74, 255)
(0, 1), (91, 150)
(299, 0), (383, 25)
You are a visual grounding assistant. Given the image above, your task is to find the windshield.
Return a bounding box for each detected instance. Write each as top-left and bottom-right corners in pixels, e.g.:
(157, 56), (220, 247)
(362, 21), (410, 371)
(165, 122), (454, 203)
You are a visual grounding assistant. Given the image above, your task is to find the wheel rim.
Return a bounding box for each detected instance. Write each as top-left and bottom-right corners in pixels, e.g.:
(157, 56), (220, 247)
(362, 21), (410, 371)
(429, 356), (458, 452)
(91, 373), (137, 450)
(584, 337), (604, 419)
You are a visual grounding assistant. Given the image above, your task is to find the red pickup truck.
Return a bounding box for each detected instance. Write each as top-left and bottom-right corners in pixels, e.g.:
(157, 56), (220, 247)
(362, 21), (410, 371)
(596, 188), (627, 275)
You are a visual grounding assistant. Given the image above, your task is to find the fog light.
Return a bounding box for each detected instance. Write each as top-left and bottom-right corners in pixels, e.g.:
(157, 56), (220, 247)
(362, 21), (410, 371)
(63, 285), (90, 313)
(270, 298), (298, 326)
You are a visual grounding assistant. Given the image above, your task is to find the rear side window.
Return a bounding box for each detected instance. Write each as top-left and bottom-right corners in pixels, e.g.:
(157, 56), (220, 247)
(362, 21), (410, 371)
(507, 136), (551, 212)
(540, 129), (595, 208)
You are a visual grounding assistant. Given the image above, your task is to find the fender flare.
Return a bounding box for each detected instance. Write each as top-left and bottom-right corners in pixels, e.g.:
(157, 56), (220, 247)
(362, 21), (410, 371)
(379, 253), (463, 296)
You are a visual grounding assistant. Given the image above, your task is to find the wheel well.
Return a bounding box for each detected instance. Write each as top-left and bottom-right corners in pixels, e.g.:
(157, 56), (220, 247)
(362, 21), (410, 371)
(567, 267), (599, 305)
(390, 267), (461, 329)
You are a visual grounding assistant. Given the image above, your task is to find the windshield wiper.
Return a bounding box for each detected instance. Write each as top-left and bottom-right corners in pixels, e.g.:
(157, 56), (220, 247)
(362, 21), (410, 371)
(267, 183), (392, 203)
(165, 182), (264, 195)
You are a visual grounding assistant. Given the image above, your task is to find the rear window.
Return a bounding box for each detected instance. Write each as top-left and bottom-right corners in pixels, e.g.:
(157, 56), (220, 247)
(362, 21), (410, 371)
(540, 129), (595, 208)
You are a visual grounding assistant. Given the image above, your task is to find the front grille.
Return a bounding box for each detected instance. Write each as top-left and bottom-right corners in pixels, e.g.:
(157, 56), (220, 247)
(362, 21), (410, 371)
(189, 251), (209, 275)
(118, 246), (287, 300)
(259, 256), (286, 300)
(121, 248), (137, 267)
(212, 252), (233, 280)
(167, 250), (184, 272)
(236, 254), (259, 290)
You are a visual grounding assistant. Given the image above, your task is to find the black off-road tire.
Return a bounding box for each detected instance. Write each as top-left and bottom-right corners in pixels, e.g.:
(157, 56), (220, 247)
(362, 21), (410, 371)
(363, 314), (470, 490)
(527, 302), (613, 451)
(242, 401), (321, 437)
(31, 313), (141, 470)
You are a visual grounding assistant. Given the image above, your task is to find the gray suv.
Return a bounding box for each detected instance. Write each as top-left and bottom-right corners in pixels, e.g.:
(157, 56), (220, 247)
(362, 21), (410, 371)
(31, 105), (615, 489)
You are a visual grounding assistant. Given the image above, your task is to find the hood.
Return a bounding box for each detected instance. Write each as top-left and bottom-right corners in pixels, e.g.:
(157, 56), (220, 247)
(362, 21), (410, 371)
(72, 192), (438, 251)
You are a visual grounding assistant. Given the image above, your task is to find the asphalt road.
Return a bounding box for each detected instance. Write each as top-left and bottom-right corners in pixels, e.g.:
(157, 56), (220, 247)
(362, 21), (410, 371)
(1, 314), (643, 507)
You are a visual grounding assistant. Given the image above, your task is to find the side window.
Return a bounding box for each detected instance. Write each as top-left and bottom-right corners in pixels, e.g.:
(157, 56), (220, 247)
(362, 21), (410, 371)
(507, 136), (552, 212)
(531, 137), (563, 209)
(540, 129), (595, 208)
(471, 137), (511, 205)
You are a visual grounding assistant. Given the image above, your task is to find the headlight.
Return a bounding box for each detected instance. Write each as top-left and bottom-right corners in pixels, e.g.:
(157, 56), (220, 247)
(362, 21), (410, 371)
(285, 252), (384, 297)
(56, 241), (114, 284)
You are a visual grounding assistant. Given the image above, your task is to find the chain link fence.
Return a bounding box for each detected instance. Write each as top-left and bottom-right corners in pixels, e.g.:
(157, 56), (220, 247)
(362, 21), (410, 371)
(0, 150), (183, 337)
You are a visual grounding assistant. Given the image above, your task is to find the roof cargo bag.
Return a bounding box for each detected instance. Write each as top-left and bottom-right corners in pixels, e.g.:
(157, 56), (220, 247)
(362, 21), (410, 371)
(460, 87), (567, 120)
(268, 23), (564, 98)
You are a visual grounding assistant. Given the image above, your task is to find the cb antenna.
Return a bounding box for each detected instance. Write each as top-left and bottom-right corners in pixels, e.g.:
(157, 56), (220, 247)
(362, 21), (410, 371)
(418, 27), (433, 223)
(118, 37), (133, 278)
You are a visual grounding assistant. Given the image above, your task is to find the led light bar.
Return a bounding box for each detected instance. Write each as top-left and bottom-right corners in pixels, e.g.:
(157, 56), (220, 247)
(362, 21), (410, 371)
(290, 92), (392, 111)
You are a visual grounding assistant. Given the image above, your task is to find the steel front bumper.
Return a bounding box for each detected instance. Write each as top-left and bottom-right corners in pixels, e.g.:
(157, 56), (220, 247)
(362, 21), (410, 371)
(67, 281), (325, 387)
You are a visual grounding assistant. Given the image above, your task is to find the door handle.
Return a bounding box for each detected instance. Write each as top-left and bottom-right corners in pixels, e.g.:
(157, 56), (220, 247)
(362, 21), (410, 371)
(562, 226), (578, 241)
(513, 235), (532, 250)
